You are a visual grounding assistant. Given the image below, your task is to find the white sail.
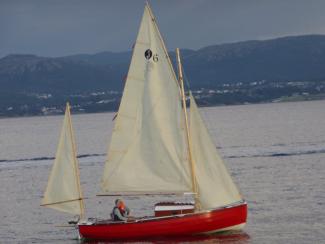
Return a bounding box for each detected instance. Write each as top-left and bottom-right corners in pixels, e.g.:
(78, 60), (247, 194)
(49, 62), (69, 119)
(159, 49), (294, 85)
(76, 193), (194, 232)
(41, 104), (84, 216)
(101, 4), (191, 193)
(189, 94), (242, 209)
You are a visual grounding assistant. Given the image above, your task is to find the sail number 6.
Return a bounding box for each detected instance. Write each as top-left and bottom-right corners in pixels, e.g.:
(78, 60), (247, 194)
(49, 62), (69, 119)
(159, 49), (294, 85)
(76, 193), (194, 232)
(153, 54), (158, 62)
(144, 49), (158, 62)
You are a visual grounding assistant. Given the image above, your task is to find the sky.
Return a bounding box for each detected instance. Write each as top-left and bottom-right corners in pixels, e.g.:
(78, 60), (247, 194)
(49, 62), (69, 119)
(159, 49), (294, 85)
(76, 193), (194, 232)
(1, 0), (325, 58)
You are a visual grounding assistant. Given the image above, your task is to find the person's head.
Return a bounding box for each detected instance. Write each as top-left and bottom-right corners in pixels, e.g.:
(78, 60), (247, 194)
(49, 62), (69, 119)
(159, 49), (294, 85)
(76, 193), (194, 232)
(115, 199), (121, 206)
(115, 199), (125, 210)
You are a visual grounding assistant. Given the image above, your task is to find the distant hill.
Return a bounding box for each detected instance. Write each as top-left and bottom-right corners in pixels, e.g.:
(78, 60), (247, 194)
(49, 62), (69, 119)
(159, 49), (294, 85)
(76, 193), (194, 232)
(1, 35), (325, 93)
(183, 35), (325, 88)
(0, 53), (126, 94)
(1, 34), (325, 116)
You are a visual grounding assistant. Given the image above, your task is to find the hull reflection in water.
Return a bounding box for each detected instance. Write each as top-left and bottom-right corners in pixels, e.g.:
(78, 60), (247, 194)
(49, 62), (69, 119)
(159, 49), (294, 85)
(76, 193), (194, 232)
(82, 229), (250, 243)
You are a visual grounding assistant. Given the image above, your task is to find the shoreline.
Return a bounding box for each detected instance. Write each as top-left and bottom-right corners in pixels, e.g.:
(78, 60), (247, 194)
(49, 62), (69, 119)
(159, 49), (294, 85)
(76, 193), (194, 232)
(1, 95), (325, 120)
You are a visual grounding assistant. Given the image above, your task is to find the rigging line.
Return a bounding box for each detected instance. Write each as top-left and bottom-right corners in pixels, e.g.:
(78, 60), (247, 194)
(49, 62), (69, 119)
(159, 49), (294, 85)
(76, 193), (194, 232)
(40, 198), (87, 207)
(181, 62), (192, 92)
(178, 61), (218, 146)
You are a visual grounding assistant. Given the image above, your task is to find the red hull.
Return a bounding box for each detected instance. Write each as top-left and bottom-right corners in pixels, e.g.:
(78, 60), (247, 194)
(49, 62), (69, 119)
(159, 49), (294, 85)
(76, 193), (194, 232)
(78, 201), (247, 240)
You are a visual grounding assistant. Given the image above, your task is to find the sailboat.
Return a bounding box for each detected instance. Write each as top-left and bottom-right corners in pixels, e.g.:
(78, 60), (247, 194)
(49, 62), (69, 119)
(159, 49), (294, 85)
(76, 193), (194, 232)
(41, 3), (247, 241)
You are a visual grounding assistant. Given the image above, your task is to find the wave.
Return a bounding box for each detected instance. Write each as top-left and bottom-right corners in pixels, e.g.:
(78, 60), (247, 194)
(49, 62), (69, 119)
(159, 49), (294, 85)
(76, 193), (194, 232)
(226, 148), (325, 159)
(1, 145), (325, 164)
(0, 153), (105, 164)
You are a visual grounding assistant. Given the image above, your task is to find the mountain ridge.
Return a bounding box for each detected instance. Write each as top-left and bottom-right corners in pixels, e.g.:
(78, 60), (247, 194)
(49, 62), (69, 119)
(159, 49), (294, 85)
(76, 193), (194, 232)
(1, 34), (325, 116)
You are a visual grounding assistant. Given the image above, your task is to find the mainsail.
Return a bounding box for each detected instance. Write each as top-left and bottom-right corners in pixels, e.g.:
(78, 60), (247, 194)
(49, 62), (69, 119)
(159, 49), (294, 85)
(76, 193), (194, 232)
(101, 3), (242, 211)
(41, 103), (85, 217)
(189, 94), (242, 209)
(101, 4), (192, 193)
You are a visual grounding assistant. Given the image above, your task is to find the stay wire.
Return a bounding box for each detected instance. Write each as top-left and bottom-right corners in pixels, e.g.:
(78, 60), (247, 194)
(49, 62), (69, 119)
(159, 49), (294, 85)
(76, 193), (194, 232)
(180, 59), (219, 148)
(179, 61), (192, 97)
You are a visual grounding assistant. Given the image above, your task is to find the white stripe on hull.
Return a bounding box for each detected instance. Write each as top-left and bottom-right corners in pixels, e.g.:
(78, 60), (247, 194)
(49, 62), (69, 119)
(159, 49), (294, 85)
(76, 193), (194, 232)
(200, 223), (246, 234)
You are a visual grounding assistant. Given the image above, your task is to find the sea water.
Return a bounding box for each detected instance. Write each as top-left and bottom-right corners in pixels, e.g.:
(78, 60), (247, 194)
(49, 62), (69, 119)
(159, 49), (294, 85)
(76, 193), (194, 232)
(0, 100), (324, 243)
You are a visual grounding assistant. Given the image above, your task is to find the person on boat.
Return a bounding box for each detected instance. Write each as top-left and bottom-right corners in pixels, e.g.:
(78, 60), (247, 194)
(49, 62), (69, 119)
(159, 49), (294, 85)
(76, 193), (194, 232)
(111, 199), (130, 221)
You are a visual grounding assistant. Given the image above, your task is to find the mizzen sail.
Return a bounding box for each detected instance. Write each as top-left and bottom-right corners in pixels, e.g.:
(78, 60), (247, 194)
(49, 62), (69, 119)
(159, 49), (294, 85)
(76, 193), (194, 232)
(41, 103), (85, 216)
(101, 4), (191, 193)
(189, 95), (242, 209)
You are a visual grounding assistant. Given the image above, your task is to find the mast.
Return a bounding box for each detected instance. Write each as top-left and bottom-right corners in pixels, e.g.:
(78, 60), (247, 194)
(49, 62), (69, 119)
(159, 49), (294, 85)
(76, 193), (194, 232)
(66, 103), (85, 219)
(176, 48), (200, 210)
